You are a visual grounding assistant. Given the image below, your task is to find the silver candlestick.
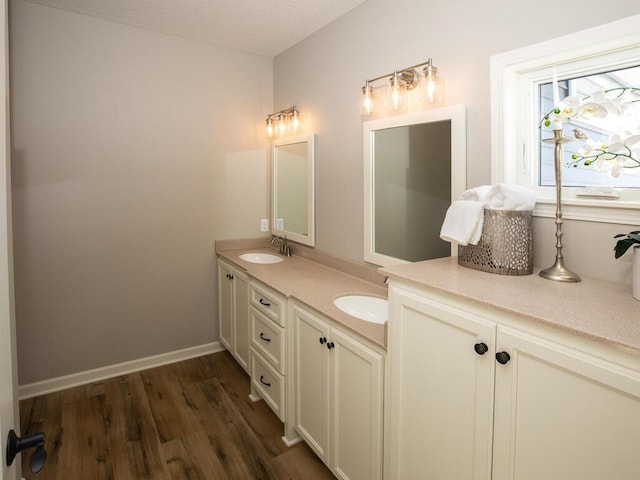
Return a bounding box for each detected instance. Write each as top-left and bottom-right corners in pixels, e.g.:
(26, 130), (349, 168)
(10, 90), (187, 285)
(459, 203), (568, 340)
(539, 129), (582, 283)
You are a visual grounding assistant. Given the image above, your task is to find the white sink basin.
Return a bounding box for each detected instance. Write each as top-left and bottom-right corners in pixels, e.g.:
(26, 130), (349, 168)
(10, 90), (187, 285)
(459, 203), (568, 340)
(239, 252), (283, 264)
(333, 295), (388, 324)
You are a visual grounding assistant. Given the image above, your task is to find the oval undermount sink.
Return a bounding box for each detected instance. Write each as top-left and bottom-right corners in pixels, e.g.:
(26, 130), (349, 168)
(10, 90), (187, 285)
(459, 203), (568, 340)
(239, 252), (283, 264)
(333, 295), (388, 324)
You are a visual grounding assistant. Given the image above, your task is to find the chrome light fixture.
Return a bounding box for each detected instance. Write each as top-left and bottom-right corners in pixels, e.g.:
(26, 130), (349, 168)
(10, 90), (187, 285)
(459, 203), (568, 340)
(265, 106), (301, 139)
(361, 58), (443, 117)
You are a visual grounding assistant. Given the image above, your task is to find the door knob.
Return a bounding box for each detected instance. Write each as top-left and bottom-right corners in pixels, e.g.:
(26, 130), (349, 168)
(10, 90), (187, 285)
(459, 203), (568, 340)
(6, 429), (47, 474)
(495, 351), (511, 365)
(474, 342), (488, 355)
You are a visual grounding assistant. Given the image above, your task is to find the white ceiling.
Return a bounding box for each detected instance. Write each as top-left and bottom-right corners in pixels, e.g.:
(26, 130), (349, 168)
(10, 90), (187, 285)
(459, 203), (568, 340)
(24, 0), (367, 57)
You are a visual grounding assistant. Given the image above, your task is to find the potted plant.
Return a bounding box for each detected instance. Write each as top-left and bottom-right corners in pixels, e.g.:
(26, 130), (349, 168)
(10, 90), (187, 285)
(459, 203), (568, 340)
(614, 230), (640, 301)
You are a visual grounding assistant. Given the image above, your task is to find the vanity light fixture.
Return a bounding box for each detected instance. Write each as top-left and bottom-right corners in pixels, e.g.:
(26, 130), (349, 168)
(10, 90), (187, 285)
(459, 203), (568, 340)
(265, 106), (301, 139)
(361, 58), (442, 116)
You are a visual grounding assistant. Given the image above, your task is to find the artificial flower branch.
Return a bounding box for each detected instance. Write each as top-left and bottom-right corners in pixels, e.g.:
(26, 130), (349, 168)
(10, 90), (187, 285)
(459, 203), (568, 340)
(539, 86), (640, 177)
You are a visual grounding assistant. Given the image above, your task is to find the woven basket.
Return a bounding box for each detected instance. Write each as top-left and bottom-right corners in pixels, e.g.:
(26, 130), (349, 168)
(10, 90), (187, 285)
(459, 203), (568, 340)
(458, 209), (533, 276)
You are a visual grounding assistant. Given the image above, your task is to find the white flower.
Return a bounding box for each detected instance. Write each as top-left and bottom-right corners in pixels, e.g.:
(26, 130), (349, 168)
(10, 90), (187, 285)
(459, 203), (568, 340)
(610, 163), (623, 178)
(624, 134), (640, 147)
(579, 143), (593, 156)
(576, 101), (608, 119)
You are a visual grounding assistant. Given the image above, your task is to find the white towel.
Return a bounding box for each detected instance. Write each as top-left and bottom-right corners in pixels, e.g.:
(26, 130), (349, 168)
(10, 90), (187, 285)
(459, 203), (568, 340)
(460, 185), (491, 202)
(486, 184), (536, 211)
(440, 200), (485, 246)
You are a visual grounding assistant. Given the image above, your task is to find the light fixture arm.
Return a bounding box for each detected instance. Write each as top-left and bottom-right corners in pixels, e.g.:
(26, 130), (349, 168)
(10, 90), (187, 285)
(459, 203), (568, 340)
(364, 59), (435, 85)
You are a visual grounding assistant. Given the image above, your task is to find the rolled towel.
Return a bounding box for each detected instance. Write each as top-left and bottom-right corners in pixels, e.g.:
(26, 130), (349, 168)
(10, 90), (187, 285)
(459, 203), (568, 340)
(440, 200), (485, 246)
(486, 183), (536, 211)
(460, 185), (491, 202)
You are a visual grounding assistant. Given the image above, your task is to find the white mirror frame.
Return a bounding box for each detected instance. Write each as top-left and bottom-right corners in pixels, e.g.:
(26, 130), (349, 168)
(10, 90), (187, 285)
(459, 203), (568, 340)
(364, 105), (467, 266)
(271, 133), (316, 246)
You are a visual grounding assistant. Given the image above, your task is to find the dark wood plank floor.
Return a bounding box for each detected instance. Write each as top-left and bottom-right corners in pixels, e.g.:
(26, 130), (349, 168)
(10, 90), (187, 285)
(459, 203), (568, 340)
(19, 351), (335, 480)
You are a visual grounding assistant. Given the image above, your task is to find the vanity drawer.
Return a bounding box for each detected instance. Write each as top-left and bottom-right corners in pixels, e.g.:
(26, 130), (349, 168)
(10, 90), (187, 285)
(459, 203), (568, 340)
(251, 307), (285, 374)
(250, 281), (285, 327)
(250, 348), (285, 421)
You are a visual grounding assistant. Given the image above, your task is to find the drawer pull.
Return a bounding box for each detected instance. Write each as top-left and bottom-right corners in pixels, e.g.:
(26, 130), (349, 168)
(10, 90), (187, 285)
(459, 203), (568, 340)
(259, 375), (271, 387)
(259, 298), (271, 307)
(259, 332), (271, 342)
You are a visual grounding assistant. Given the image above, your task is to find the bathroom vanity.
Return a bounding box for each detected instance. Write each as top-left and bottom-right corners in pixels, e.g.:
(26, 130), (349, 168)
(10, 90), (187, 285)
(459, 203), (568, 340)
(381, 257), (640, 480)
(216, 240), (387, 480)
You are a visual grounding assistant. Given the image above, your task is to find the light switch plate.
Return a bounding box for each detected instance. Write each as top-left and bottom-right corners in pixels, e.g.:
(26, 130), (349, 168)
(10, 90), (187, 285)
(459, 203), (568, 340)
(260, 218), (269, 232)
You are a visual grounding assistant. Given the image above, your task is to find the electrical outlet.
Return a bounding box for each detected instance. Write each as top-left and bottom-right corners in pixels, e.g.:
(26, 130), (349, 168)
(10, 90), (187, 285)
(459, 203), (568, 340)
(260, 218), (269, 232)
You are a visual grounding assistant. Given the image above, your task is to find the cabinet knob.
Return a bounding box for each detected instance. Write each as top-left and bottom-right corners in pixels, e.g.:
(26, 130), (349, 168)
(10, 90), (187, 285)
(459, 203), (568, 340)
(259, 298), (271, 307)
(319, 337), (327, 345)
(326, 341), (335, 350)
(259, 332), (271, 342)
(495, 351), (511, 365)
(229, 274), (234, 280)
(259, 375), (271, 387)
(225, 273), (230, 279)
(474, 342), (488, 355)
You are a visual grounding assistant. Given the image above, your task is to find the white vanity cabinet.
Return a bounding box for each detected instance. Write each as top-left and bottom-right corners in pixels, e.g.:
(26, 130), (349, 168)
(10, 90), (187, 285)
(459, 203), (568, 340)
(386, 282), (640, 480)
(492, 325), (640, 480)
(293, 301), (384, 480)
(217, 258), (250, 372)
(249, 279), (287, 421)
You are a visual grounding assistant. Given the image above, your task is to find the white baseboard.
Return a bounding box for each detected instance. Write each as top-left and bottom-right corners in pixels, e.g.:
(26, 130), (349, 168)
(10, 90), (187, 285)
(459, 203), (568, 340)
(18, 341), (225, 400)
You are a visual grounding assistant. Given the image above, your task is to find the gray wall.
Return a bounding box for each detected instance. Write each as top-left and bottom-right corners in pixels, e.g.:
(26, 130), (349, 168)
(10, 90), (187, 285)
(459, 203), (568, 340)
(274, 0), (640, 285)
(10, 1), (272, 384)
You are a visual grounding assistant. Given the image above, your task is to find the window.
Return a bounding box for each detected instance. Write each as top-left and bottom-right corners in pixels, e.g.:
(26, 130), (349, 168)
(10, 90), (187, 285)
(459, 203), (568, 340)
(491, 14), (640, 225)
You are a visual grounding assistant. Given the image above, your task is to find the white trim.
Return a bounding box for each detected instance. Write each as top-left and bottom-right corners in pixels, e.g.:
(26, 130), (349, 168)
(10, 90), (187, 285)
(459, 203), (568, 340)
(18, 341), (224, 399)
(271, 133), (316, 247)
(491, 14), (640, 224)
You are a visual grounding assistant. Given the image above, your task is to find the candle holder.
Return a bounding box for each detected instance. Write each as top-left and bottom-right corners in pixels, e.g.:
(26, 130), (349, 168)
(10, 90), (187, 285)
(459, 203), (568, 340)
(539, 129), (581, 283)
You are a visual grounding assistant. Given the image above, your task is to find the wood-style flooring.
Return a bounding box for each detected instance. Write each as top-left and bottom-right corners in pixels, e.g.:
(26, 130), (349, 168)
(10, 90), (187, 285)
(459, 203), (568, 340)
(19, 351), (335, 480)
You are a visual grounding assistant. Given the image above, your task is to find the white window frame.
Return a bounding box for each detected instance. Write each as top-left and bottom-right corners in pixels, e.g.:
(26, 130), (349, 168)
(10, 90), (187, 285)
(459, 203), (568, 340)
(490, 14), (640, 225)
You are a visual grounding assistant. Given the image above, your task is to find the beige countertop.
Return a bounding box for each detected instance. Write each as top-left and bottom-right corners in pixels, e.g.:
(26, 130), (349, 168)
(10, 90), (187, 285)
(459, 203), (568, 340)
(381, 257), (640, 356)
(217, 247), (388, 348)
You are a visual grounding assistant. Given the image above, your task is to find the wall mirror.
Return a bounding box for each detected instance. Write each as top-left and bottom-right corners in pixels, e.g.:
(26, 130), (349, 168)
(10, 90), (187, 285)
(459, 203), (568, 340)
(272, 133), (315, 246)
(364, 105), (467, 266)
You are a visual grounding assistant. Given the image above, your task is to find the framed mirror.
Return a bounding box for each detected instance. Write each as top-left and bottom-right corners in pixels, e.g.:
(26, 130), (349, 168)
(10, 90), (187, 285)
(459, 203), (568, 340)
(272, 133), (315, 246)
(364, 105), (467, 266)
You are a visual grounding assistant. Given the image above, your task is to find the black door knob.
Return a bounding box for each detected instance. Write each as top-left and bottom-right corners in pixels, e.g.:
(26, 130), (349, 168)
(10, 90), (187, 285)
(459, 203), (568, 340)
(319, 336), (326, 344)
(495, 351), (511, 365)
(6, 429), (47, 474)
(326, 341), (335, 350)
(474, 342), (488, 355)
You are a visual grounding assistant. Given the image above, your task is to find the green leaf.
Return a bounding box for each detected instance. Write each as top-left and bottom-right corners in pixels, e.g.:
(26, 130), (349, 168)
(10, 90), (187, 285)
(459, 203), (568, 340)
(614, 238), (637, 259)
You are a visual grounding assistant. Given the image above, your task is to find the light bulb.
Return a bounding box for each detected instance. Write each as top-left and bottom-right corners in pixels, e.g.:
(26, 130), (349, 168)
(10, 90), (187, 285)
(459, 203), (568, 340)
(266, 117), (274, 138)
(422, 59), (442, 104)
(278, 114), (286, 135)
(362, 81), (374, 116)
(292, 109), (300, 132)
(390, 70), (403, 110)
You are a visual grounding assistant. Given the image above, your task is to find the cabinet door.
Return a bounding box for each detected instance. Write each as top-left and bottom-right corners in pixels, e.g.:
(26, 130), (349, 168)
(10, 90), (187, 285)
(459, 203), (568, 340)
(493, 326), (640, 480)
(386, 287), (496, 480)
(232, 271), (250, 372)
(218, 261), (233, 351)
(294, 305), (331, 464)
(331, 328), (384, 480)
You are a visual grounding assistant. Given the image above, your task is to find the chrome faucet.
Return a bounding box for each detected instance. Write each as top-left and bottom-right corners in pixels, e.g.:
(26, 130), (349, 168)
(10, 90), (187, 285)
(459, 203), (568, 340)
(270, 235), (292, 256)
